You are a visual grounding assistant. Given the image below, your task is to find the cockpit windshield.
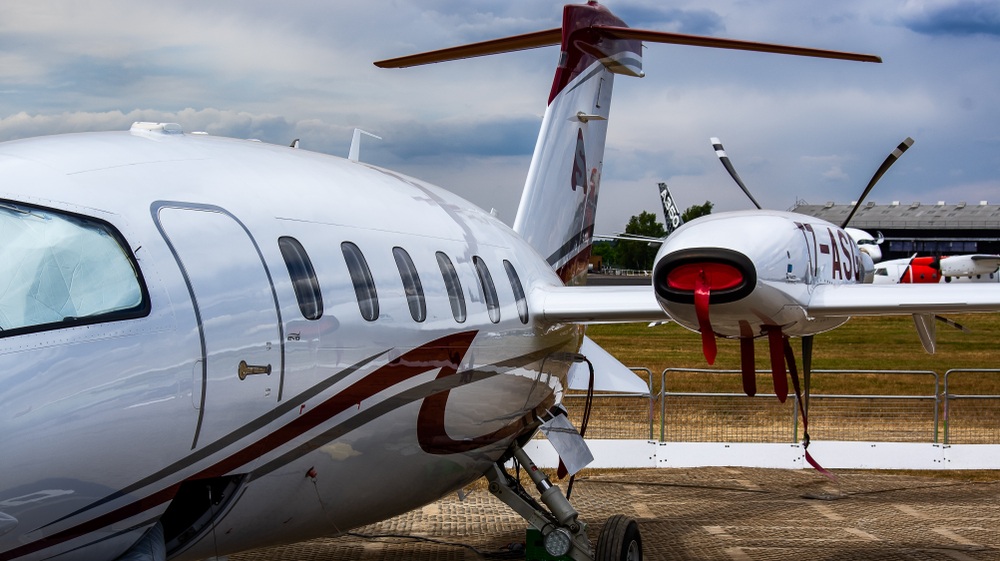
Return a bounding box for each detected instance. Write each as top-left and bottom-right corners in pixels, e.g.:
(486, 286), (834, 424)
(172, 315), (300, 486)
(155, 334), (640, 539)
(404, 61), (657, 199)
(0, 202), (146, 335)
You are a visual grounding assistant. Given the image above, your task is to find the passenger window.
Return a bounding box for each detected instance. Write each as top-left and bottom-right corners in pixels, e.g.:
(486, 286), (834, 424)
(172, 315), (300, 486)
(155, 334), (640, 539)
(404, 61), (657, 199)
(393, 247), (426, 322)
(0, 201), (147, 336)
(504, 260), (529, 324)
(341, 241), (379, 321)
(435, 252), (466, 323)
(473, 256), (500, 323)
(278, 236), (323, 320)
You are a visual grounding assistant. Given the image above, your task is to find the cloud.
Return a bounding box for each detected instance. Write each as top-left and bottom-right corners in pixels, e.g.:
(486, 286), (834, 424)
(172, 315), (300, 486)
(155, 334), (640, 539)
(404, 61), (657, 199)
(898, 0), (1000, 37)
(606, 4), (724, 34)
(0, 109), (311, 146)
(377, 116), (539, 159)
(0, 1), (998, 237)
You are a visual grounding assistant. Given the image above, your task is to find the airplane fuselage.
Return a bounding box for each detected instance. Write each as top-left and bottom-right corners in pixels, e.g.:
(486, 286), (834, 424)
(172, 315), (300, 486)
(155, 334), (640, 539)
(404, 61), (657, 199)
(0, 128), (578, 561)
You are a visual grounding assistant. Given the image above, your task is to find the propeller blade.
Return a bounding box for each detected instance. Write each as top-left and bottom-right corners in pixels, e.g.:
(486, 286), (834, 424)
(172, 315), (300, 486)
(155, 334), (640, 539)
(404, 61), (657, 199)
(739, 321), (757, 397)
(711, 137), (763, 210)
(694, 270), (717, 364)
(765, 327), (788, 402)
(935, 315), (971, 333)
(840, 137), (914, 228)
(912, 313), (937, 354)
(783, 335), (836, 481)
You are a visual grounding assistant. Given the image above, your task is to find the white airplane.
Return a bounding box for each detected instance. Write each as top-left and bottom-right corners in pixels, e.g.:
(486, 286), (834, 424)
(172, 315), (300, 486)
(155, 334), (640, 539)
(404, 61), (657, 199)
(873, 254), (1000, 284)
(2, 3), (999, 561)
(656, 135), (995, 399)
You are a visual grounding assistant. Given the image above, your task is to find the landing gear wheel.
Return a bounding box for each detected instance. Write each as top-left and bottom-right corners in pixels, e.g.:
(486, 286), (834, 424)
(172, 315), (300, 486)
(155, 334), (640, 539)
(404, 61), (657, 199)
(596, 515), (642, 561)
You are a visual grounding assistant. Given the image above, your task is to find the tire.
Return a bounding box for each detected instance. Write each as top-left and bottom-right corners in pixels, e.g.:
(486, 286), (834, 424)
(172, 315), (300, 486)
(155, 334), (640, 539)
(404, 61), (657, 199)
(596, 514), (642, 561)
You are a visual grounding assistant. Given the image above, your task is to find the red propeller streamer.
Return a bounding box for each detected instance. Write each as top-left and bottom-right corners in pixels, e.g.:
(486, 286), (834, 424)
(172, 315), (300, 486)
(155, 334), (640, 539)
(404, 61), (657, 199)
(765, 327), (788, 402)
(694, 269), (717, 364)
(738, 321), (756, 397)
(739, 337), (756, 396)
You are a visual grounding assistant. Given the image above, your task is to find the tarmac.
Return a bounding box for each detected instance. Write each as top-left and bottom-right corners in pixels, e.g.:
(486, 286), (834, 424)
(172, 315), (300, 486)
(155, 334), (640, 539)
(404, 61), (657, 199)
(230, 466), (1000, 561)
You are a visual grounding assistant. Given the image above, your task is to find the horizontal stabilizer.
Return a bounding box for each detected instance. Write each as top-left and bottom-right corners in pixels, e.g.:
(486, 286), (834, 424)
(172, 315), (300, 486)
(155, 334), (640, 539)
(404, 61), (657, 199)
(374, 28), (560, 68)
(594, 25), (881, 63)
(376, 24), (881, 68)
(567, 336), (650, 393)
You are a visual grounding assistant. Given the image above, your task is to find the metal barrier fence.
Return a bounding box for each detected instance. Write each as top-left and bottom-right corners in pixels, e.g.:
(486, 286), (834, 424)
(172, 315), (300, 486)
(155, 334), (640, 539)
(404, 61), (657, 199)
(561, 368), (1000, 445)
(944, 369), (1000, 444)
(792, 370), (940, 444)
(562, 368), (655, 440)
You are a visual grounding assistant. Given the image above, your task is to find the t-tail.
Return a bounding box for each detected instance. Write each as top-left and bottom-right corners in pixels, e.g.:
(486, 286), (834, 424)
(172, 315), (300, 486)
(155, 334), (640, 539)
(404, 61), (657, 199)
(512, 3), (642, 285)
(376, 1), (880, 285)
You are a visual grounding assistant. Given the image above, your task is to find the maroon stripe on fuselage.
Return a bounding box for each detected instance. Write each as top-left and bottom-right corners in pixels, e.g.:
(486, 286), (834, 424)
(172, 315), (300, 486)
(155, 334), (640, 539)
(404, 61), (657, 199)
(1, 331), (479, 561)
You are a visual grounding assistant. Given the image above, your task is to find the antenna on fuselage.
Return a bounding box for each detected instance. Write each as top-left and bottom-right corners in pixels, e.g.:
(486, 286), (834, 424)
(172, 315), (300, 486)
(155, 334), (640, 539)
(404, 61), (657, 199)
(348, 128), (383, 162)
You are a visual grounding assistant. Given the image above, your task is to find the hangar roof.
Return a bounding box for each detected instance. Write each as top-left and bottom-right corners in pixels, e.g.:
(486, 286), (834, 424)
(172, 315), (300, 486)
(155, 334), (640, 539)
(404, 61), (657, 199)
(792, 201), (1000, 230)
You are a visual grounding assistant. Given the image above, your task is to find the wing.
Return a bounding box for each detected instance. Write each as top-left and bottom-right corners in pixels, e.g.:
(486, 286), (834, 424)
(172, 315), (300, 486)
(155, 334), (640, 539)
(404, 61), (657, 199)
(808, 283), (1000, 316)
(532, 285), (667, 323)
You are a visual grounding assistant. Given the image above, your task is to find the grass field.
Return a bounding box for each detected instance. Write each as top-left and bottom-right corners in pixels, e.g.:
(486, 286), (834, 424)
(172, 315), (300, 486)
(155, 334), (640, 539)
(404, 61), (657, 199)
(569, 315), (1000, 445)
(587, 314), (1000, 395)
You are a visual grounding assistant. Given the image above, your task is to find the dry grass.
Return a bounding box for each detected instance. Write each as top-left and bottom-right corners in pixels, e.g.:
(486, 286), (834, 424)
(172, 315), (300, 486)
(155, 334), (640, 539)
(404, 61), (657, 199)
(579, 315), (1000, 443)
(587, 314), (1000, 395)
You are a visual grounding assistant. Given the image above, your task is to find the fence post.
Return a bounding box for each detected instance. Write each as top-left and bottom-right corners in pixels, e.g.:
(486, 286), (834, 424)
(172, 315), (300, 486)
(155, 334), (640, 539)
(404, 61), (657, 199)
(932, 371), (940, 444)
(660, 368), (668, 442)
(791, 393), (799, 443)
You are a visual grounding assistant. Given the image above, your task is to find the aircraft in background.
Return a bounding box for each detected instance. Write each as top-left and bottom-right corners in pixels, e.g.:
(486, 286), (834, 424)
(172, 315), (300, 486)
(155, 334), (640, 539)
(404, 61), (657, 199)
(4, 3), (1000, 561)
(659, 182), (684, 237)
(592, 183), (684, 247)
(873, 254), (1000, 284)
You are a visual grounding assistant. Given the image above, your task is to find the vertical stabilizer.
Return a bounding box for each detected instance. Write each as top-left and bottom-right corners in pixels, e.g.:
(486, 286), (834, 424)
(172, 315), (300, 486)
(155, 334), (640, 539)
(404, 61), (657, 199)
(658, 182), (684, 236)
(512, 3), (642, 285)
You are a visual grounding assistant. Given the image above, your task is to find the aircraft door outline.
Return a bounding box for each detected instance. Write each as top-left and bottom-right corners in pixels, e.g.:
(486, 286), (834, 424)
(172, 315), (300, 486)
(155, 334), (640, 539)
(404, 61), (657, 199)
(151, 201), (286, 449)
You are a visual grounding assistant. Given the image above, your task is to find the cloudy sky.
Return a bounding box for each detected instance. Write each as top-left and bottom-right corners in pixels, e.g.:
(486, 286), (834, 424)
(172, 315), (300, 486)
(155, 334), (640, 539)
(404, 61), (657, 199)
(1, 1), (998, 234)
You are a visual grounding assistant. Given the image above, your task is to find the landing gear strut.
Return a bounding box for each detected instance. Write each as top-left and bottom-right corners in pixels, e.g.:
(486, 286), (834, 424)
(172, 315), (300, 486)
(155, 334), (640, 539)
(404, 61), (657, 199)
(485, 443), (642, 561)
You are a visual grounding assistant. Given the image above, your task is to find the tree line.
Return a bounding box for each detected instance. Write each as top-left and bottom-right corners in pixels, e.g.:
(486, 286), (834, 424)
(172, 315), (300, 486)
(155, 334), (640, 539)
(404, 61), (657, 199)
(593, 200), (713, 271)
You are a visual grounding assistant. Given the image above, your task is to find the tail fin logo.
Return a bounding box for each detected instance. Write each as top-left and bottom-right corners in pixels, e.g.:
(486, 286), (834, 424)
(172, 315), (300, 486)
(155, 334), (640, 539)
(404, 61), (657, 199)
(571, 129), (587, 193)
(658, 182), (684, 235)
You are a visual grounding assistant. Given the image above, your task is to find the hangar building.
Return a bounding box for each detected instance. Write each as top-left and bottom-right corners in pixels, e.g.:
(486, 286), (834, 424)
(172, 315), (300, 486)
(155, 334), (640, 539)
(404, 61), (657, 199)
(792, 200), (1000, 261)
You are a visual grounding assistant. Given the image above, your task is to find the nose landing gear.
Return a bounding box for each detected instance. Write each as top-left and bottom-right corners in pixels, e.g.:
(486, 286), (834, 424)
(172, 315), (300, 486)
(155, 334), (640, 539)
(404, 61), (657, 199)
(485, 443), (642, 561)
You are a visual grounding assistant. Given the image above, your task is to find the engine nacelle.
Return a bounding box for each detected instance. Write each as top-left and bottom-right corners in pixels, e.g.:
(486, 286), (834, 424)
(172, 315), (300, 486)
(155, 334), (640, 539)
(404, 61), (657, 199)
(652, 210), (866, 339)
